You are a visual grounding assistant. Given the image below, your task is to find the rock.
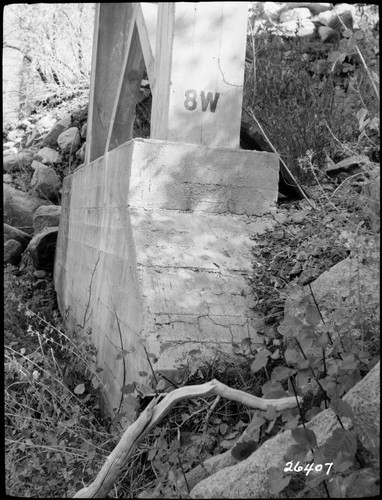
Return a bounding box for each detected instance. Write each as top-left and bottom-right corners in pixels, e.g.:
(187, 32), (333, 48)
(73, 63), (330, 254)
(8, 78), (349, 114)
(4, 223), (31, 249)
(189, 362), (380, 498)
(311, 256), (376, 300)
(279, 19), (316, 37)
(24, 115), (57, 148)
(33, 269), (47, 279)
(75, 142), (86, 162)
(288, 211), (306, 224)
(36, 115), (57, 130)
(3, 150), (34, 173)
(31, 163), (61, 201)
(284, 256), (377, 327)
(333, 3), (356, 19)
(280, 7), (311, 23)
(318, 9), (336, 26)
(71, 107), (88, 129)
(324, 155), (370, 179)
(3, 174), (13, 183)
(24, 125), (45, 148)
(3, 184), (50, 235)
(57, 127), (81, 155)
(278, 3), (331, 18)
(41, 114), (72, 148)
(35, 146), (63, 165)
(318, 26), (339, 43)
(19, 119), (32, 130)
(3, 146), (18, 156)
(319, 8), (354, 32)
(262, 2), (284, 20)
(179, 401), (283, 494)
(4, 239), (24, 266)
(33, 205), (62, 234)
(80, 123), (87, 139)
(31, 160), (46, 171)
(7, 129), (25, 142)
(329, 10), (354, 31)
(26, 226), (59, 271)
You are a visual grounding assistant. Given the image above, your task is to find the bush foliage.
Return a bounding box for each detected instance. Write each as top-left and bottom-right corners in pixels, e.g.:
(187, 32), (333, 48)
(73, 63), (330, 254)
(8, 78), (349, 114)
(244, 4), (379, 178)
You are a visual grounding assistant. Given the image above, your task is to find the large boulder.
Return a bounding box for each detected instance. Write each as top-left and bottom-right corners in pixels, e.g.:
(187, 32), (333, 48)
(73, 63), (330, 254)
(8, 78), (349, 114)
(283, 256), (377, 328)
(41, 114), (72, 148)
(3, 184), (50, 235)
(31, 163), (61, 201)
(33, 205), (62, 234)
(4, 223), (31, 249)
(189, 362), (380, 498)
(4, 239), (24, 266)
(26, 226), (59, 271)
(3, 150), (34, 173)
(57, 127), (81, 155)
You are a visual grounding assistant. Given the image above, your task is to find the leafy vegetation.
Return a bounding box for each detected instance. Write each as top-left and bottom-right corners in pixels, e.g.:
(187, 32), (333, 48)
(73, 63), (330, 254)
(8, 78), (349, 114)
(4, 3), (380, 498)
(244, 3), (379, 178)
(4, 262), (118, 497)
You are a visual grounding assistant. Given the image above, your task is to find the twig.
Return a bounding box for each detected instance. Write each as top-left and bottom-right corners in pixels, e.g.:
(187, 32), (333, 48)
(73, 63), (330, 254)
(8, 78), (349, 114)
(331, 172), (367, 197)
(216, 58), (243, 88)
(245, 107), (315, 209)
(143, 345), (158, 386)
(107, 278), (127, 417)
(177, 453), (191, 494)
(80, 252), (101, 329)
(202, 395), (221, 433)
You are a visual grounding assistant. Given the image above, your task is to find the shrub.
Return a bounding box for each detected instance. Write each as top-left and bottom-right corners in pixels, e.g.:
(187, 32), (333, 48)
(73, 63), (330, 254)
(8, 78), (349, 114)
(244, 11), (380, 180)
(4, 263), (115, 497)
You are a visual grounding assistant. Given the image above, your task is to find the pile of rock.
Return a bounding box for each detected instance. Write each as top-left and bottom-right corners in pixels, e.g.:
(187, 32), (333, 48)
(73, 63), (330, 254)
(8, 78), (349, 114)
(3, 106), (87, 271)
(249, 2), (378, 41)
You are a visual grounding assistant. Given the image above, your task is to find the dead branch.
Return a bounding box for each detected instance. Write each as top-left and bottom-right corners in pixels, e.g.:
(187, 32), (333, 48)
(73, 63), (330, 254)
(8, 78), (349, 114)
(73, 379), (302, 498)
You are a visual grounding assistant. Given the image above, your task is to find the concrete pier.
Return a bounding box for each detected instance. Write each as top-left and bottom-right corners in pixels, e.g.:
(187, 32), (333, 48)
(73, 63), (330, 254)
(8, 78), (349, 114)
(54, 138), (279, 418)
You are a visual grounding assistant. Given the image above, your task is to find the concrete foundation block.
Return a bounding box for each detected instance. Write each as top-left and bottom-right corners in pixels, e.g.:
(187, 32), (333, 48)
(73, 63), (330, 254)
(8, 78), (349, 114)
(54, 139), (279, 417)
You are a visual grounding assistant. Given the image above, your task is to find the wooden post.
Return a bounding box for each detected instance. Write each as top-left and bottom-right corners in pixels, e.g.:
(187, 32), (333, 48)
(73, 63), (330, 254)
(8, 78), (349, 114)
(85, 3), (140, 163)
(151, 2), (249, 148)
(104, 23), (145, 153)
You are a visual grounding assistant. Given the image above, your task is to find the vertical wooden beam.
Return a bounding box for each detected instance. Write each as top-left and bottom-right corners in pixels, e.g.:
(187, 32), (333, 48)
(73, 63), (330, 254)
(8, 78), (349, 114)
(85, 3), (136, 164)
(105, 21), (146, 154)
(151, 2), (249, 148)
(150, 3), (175, 143)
